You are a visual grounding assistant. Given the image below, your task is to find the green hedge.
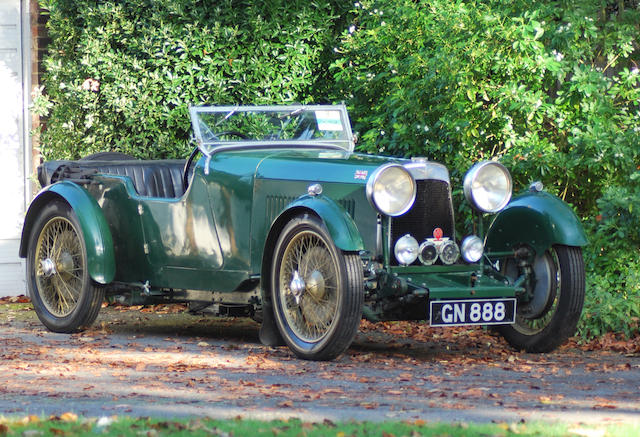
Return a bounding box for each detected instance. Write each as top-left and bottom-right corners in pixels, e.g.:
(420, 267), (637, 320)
(35, 0), (349, 159)
(330, 0), (640, 339)
(331, 0), (639, 213)
(34, 0), (640, 340)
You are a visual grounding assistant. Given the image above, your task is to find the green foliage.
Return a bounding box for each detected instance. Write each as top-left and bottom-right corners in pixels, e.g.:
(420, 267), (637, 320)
(331, 0), (640, 339)
(579, 172), (640, 339)
(332, 1), (639, 208)
(34, 0), (349, 159)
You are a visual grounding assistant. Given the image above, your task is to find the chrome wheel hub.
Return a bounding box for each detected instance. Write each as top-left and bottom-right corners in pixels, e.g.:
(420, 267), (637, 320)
(306, 270), (326, 301)
(289, 270), (306, 304)
(40, 258), (57, 277)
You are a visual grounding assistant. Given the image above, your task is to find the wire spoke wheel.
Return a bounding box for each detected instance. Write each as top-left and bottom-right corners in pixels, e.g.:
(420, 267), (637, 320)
(27, 201), (104, 333)
(271, 214), (363, 360)
(279, 231), (338, 342)
(35, 217), (85, 317)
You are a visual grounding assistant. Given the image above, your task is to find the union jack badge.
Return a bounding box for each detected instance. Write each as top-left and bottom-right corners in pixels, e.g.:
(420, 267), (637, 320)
(354, 170), (368, 180)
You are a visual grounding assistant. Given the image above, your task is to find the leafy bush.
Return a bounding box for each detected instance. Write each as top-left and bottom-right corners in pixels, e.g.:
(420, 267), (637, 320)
(331, 0), (639, 210)
(35, 0), (349, 159)
(331, 0), (640, 339)
(579, 172), (640, 339)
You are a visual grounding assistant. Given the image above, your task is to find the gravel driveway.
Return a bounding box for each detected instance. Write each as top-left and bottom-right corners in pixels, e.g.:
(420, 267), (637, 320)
(1, 302), (639, 424)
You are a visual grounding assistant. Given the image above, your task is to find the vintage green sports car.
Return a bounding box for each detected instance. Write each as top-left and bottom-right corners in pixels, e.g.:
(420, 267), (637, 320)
(20, 105), (587, 360)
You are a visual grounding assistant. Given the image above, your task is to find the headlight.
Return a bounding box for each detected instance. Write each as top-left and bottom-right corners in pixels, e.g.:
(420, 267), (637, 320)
(461, 235), (484, 263)
(394, 235), (419, 266)
(366, 164), (416, 216)
(463, 161), (512, 213)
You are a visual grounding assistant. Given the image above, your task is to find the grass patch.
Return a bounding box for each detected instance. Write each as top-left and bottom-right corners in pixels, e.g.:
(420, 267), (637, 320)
(0, 416), (638, 437)
(0, 302), (35, 323)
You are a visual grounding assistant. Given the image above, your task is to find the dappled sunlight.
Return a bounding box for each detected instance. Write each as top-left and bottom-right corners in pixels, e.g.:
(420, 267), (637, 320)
(2, 304), (640, 423)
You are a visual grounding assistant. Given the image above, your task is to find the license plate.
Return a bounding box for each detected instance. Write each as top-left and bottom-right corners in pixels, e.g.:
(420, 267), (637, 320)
(430, 298), (516, 327)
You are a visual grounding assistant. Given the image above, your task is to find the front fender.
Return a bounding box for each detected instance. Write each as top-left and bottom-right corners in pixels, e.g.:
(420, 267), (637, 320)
(283, 194), (364, 252)
(20, 182), (116, 284)
(485, 191), (587, 256)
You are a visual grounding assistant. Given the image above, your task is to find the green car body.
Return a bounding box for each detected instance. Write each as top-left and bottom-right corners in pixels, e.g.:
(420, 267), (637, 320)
(20, 105), (587, 360)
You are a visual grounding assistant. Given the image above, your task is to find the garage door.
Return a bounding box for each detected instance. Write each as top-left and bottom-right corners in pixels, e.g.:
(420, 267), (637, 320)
(0, 0), (26, 296)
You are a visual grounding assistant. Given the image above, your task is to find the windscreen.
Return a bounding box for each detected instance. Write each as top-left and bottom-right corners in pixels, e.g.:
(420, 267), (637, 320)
(189, 105), (354, 154)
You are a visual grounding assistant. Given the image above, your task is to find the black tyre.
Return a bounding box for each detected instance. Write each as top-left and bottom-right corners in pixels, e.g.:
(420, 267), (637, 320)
(271, 214), (364, 360)
(497, 245), (585, 352)
(26, 201), (104, 333)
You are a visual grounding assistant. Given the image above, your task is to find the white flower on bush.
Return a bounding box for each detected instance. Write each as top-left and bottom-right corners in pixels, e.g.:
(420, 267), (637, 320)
(552, 50), (564, 61)
(85, 114), (95, 129)
(631, 67), (639, 75)
(349, 25), (356, 34)
(82, 78), (100, 92)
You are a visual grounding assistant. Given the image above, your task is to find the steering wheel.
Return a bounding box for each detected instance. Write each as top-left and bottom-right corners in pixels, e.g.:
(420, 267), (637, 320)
(182, 131), (250, 190)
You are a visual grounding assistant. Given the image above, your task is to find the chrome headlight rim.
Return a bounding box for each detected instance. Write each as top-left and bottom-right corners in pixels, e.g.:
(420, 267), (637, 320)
(418, 240), (439, 266)
(461, 235), (484, 263)
(438, 239), (460, 265)
(366, 163), (417, 217)
(463, 161), (513, 213)
(394, 234), (419, 266)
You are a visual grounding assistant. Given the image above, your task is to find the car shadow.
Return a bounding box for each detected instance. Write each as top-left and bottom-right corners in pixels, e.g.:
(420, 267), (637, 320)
(95, 307), (262, 343)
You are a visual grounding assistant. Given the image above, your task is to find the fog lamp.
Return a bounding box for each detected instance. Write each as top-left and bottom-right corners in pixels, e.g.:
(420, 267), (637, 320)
(394, 235), (419, 266)
(418, 240), (438, 265)
(461, 235), (484, 263)
(439, 240), (460, 265)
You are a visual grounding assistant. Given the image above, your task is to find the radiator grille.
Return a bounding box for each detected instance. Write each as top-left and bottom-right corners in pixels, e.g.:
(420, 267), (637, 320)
(390, 179), (455, 265)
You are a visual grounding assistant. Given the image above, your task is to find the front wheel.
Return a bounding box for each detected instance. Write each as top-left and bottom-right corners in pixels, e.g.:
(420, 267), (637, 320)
(26, 201), (104, 333)
(271, 214), (364, 360)
(497, 245), (585, 352)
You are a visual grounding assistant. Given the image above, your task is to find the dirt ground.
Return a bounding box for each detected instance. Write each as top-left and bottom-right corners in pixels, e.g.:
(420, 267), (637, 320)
(1, 299), (639, 424)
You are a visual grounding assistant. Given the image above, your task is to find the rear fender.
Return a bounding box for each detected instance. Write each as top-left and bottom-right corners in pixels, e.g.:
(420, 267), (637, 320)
(485, 191), (587, 256)
(20, 182), (116, 284)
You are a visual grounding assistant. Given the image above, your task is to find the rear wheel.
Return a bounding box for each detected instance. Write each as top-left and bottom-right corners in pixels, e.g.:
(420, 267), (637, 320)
(26, 201), (104, 333)
(271, 214), (363, 360)
(497, 245), (585, 352)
